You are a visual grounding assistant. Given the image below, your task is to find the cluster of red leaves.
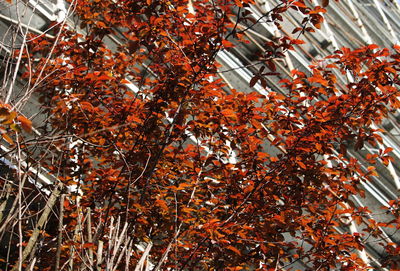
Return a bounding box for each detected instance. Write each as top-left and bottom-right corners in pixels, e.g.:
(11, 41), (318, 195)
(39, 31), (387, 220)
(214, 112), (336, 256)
(15, 0), (400, 270)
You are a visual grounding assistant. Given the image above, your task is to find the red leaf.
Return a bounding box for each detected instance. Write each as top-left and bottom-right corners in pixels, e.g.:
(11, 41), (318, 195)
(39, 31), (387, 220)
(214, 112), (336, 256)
(321, 0), (329, 7)
(267, 61), (276, 72)
(291, 39), (306, 45)
(249, 76), (259, 87)
(367, 44), (379, 50)
(340, 144), (347, 156)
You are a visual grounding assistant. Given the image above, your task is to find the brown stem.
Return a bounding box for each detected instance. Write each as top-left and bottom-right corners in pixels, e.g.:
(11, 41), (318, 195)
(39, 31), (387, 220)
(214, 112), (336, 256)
(10, 182), (63, 271)
(54, 193), (65, 271)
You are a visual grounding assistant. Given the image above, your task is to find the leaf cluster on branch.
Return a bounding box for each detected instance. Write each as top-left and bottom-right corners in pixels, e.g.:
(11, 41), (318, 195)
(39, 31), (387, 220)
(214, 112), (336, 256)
(0, 0), (399, 270)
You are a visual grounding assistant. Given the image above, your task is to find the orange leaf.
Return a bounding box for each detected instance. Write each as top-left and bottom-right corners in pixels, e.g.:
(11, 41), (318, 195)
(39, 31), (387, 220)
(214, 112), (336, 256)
(2, 133), (13, 145)
(222, 40), (234, 48)
(2, 111), (16, 125)
(221, 109), (236, 118)
(309, 7), (327, 14)
(121, 79), (131, 84)
(63, 199), (70, 209)
(226, 245), (241, 255)
(155, 199), (169, 211)
(270, 157), (279, 162)
(384, 147), (393, 154)
(97, 74), (112, 81)
(82, 243), (94, 249)
(17, 115), (32, 133)
(234, 0), (243, 7)
(298, 161), (307, 169)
